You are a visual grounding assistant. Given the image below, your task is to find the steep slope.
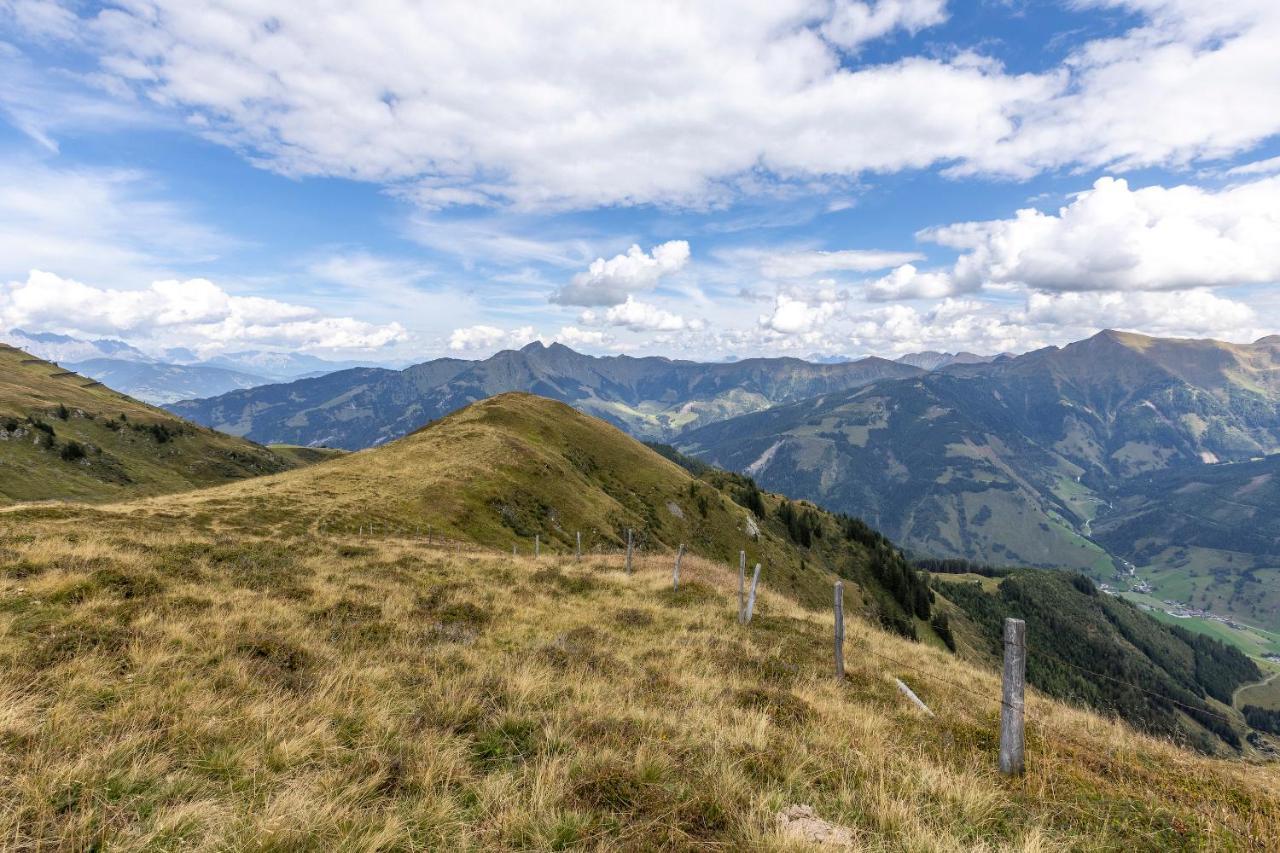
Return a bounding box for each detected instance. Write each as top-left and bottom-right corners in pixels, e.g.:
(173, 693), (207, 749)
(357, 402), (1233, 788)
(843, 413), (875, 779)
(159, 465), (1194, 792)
(2, 420), (1279, 847)
(167, 341), (923, 448)
(931, 568), (1261, 754)
(681, 331), (1280, 583)
(150, 393), (935, 627)
(0, 344), (295, 504)
(66, 358), (270, 405)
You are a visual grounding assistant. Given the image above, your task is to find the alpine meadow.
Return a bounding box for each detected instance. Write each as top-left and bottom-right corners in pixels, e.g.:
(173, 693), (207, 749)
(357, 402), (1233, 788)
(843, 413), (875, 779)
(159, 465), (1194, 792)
(4, 1), (1280, 850)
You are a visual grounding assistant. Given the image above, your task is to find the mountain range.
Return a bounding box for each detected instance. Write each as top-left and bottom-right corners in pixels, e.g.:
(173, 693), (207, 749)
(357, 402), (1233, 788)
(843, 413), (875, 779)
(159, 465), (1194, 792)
(166, 341), (926, 447)
(165, 329), (1280, 633)
(0, 329), (386, 404)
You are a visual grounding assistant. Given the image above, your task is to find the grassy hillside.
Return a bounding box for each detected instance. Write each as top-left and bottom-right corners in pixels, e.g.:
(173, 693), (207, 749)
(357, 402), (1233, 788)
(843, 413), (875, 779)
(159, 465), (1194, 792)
(0, 344), (296, 504)
(143, 393), (934, 630)
(2, 513), (1279, 848)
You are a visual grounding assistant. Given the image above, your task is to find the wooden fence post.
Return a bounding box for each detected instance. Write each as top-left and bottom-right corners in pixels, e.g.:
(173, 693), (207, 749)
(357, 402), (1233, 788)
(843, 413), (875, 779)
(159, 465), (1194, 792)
(535, 534), (540, 559)
(512, 543), (517, 558)
(745, 563), (762, 623)
(626, 528), (633, 575)
(1000, 617), (1026, 776)
(737, 551), (746, 623)
(576, 531), (582, 560)
(833, 581), (845, 679)
(673, 544), (684, 589)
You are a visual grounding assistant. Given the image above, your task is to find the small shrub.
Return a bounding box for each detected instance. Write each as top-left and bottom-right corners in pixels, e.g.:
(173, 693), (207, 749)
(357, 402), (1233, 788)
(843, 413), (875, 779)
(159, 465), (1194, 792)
(54, 403), (69, 420)
(60, 441), (87, 462)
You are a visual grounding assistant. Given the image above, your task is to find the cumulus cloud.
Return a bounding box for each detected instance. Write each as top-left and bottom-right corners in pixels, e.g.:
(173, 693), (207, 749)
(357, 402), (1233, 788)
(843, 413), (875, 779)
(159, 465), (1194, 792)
(553, 241), (690, 307)
(927, 175), (1280, 293)
(1022, 289), (1257, 338)
(447, 324), (537, 352)
(759, 293), (842, 335)
(758, 248), (923, 279)
(582, 296), (695, 332)
(821, 0), (948, 51)
(552, 326), (612, 348)
(864, 263), (958, 300)
(0, 270), (406, 353)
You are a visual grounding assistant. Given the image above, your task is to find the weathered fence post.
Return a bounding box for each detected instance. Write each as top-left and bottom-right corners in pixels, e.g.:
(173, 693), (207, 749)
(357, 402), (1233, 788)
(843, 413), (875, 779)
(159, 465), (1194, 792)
(745, 563), (762, 623)
(737, 551), (746, 623)
(833, 581), (845, 679)
(625, 528), (633, 575)
(576, 531), (582, 561)
(512, 543), (517, 558)
(673, 544), (685, 590)
(1000, 617), (1026, 776)
(535, 534), (540, 559)
(896, 678), (934, 716)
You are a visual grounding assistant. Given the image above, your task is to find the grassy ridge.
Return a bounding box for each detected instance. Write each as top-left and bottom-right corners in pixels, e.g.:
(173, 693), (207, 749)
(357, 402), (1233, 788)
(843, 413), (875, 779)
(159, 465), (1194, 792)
(2, 516), (1279, 849)
(138, 393), (932, 623)
(0, 344), (295, 504)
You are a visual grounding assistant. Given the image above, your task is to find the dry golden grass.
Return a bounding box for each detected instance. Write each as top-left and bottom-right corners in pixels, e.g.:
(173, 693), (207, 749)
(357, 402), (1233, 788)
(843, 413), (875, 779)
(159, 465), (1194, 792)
(3, 511), (1279, 851)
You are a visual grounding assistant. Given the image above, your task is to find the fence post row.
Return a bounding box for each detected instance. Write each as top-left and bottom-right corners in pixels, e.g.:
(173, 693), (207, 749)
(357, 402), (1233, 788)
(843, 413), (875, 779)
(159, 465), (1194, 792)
(745, 563), (762, 623)
(833, 581), (845, 680)
(625, 528), (633, 575)
(673, 543), (685, 589)
(1000, 617), (1027, 776)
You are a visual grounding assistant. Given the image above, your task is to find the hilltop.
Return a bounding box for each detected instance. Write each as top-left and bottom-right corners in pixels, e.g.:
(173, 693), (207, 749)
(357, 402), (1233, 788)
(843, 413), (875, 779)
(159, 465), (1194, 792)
(143, 393), (936, 630)
(0, 344), (298, 504)
(3, 396), (1280, 847)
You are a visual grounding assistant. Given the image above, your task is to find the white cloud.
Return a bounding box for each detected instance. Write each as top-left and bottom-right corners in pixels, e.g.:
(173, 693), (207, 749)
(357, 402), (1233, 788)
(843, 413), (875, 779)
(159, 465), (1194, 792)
(554, 241), (690, 307)
(758, 293), (842, 335)
(758, 248), (923, 279)
(0, 269), (407, 353)
(1227, 155), (1280, 177)
(928, 175), (1280, 293)
(1022, 289), (1257, 339)
(552, 326), (612, 349)
(6, 0), (1280, 210)
(864, 263), (957, 300)
(821, 0), (948, 51)
(582, 295), (694, 332)
(447, 324), (537, 352)
(959, 0), (1280, 176)
(42, 1), (1046, 209)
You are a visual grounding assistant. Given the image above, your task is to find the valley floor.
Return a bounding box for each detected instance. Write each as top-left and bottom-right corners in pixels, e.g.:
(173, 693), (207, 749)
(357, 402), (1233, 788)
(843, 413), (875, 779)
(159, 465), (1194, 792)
(2, 509), (1280, 850)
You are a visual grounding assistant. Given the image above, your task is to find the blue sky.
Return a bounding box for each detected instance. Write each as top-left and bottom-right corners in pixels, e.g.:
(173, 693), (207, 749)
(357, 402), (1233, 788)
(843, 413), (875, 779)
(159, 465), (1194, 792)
(1, 0), (1278, 365)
